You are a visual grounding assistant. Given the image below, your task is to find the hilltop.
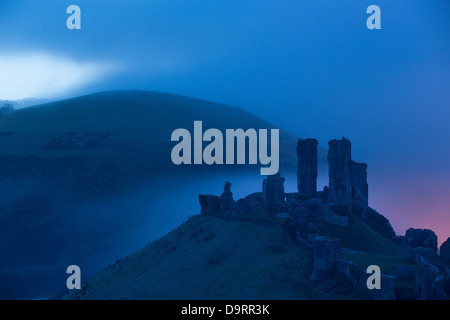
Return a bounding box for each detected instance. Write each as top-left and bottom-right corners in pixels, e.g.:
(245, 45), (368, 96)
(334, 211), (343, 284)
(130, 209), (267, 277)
(60, 206), (405, 300)
(62, 212), (315, 300)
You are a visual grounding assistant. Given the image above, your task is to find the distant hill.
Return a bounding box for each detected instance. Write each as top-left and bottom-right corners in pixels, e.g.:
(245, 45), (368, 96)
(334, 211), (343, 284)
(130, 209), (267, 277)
(0, 90), (303, 174)
(0, 98), (50, 110)
(0, 90), (306, 299)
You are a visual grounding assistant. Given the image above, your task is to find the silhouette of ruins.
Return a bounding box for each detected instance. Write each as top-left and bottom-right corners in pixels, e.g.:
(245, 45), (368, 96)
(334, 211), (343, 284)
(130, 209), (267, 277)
(200, 136), (370, 218)
(198, 137), (448, 300)
(311, 237), (341, 284)
(296, 137), (368, 208)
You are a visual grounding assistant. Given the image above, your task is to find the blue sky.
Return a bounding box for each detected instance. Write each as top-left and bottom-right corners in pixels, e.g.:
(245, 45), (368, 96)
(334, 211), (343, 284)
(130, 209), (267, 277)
(1, 0), (450, 239)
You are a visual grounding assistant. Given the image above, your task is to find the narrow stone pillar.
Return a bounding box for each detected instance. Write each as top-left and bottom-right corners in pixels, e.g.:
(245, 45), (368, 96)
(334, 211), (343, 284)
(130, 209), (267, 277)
(297, 139), (318, 199)
(327, 138), (352, 204)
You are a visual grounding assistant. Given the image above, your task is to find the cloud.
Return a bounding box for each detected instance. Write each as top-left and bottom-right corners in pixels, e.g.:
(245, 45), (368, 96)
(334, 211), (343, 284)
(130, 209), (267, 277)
(0, 52), (121, 100)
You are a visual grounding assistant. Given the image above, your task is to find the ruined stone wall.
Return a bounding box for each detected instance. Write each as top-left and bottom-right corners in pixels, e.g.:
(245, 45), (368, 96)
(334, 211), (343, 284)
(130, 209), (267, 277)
(311, 237), (341, 283)
(262, 173), (285, 204)
(327, 138), (352, 204)
(297, 139), (318, 199)
(351, 161), (368, 206)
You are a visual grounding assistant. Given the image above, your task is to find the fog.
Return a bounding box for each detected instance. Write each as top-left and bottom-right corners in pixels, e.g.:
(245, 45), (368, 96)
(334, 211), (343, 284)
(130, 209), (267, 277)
(1, 169), (291, 300)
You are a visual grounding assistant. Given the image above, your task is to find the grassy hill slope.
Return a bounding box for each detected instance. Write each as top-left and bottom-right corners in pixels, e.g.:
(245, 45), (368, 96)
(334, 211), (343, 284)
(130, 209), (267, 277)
(0, 90), (299, 165)
(61, 209), (405, 300)
(62, 213), (315, 300)
(316, 213), (404, 256)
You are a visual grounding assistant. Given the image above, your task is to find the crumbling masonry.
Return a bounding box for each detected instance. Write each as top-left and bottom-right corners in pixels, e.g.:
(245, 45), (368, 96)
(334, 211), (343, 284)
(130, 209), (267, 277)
(297, 139), (318, 199)
(326, 138), (368, 207)
(311, 237), (341, 283)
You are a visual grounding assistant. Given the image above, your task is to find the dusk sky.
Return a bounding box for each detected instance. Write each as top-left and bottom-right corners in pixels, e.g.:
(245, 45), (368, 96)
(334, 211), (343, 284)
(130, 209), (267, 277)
(1, 1), (450, 242)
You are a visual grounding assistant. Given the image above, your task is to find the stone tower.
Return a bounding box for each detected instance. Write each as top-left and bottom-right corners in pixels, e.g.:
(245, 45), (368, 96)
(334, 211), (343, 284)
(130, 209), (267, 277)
(262, 173), (285, 204)
(327, 138), (352, 204)
(311, 237), (341, 283)
(351, 161), (368, 206)
(297, 139), (318, 199)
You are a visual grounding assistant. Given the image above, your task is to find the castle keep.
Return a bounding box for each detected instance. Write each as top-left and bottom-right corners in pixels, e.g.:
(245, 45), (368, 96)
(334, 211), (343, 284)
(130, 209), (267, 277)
(200, 137), (370, 217)
(327, 138), (353, 204)
(296, 137), (368, 208)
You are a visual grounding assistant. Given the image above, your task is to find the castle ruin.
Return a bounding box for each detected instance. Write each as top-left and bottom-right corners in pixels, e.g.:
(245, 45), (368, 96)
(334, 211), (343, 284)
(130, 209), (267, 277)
(297, 139), (318, 199)
(262, 173), (286, 204)
(351, 161), (368, 207)
(296, 136), (368, 210)
(311, 237), (341, 283)
(197, 136), (448, 300)
(327, 138), (353, 205)
(201, 136), (370, 219)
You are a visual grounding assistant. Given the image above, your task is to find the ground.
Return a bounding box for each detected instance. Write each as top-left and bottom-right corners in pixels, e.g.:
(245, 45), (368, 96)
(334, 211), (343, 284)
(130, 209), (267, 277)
(60, 208), (408, 300)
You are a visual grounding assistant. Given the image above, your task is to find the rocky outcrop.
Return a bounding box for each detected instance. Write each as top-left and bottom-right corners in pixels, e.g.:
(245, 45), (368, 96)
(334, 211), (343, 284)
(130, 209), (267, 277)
(404, 228), (438, 253)
(354, 207), (396, 240)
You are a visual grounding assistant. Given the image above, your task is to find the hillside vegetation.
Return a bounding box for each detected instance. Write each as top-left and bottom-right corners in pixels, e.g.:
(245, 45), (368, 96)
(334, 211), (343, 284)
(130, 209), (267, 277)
(61, 208), (406, 300)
